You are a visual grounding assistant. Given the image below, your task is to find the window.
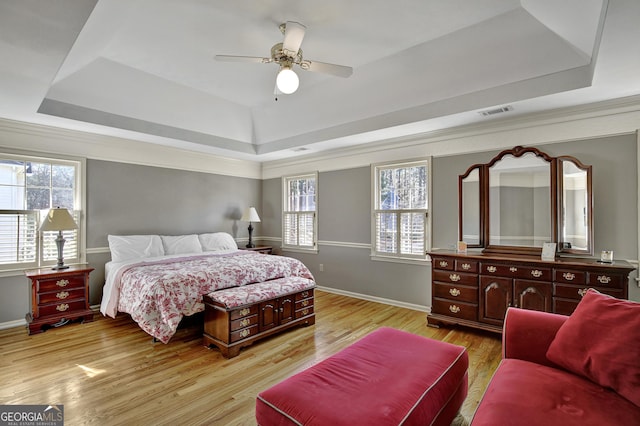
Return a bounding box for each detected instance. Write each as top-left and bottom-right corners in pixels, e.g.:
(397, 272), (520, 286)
(372, 159), (430, 260)
(0, 155), (83, 271)
(282, 173), (317, 252)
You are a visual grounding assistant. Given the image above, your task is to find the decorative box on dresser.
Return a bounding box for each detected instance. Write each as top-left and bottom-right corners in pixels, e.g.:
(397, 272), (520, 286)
(428, 251), (634, 333)
(25, 265), (94, 335)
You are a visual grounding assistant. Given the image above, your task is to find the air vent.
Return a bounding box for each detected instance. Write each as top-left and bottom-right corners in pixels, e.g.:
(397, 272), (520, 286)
(479, 105), (513, 116)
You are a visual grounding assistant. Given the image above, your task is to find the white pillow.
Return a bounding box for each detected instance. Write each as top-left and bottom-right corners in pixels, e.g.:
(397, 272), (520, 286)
(161, 234), (203, 255)
(108, 235), (165, 263)
(198, 232), (238, 251)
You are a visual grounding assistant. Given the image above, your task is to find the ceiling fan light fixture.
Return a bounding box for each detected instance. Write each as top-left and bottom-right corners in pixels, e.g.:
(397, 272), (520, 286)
(276, 67), (299, 94)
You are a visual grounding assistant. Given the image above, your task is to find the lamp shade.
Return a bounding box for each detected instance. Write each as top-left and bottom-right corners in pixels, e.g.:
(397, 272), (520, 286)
(241, 207), (261, 223)
(276, 67), (299, 94)
(40, 208), (78, 231)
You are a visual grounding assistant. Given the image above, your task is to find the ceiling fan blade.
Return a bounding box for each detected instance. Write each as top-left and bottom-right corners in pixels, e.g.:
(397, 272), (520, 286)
(215, 55), (270, 64)
(282, 21), (306, 56)
(304, 60), (353, 78)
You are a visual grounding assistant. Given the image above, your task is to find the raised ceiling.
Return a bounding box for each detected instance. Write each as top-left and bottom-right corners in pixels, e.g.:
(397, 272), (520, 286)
(1, 0), (639, 162)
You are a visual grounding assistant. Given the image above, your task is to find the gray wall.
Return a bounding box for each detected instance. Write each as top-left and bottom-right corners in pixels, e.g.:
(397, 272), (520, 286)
(266, 134), (639, 307)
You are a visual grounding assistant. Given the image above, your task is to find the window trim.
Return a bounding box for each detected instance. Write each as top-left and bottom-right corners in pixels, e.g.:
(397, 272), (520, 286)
(0, 150), (86, 274)
(371, 158), (431, 263)
(281, 172), (318, 254)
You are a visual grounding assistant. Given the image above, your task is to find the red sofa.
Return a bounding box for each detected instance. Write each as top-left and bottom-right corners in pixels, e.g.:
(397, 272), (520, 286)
(471, 296), (640, 425)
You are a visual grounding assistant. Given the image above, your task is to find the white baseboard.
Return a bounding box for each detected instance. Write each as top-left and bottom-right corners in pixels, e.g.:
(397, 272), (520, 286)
(0, 318), (26, 330)
(316, 285), (431, 313)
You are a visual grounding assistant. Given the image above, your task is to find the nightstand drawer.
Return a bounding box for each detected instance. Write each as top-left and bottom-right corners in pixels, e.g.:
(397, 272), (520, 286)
(37, 288), (85, 305)
(38, 276), (86, 292)
(38, 300), (88, 317)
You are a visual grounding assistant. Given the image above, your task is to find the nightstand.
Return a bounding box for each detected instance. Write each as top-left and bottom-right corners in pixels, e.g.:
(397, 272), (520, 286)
(25, 265), (94, 335)
(241, 246), (273, 255)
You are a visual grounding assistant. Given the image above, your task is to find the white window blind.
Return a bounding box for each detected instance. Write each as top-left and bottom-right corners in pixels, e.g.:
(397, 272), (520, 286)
(373, 160), (429, 259)
(283, 173), (317, 251)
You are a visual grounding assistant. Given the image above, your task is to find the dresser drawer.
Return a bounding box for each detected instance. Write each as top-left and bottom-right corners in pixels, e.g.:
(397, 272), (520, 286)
(554, 284), (624, 301)
(432, 298), (477, 321)
(455, 259), (478, 273)
(554, 269), (586, 285)
(295, 306), (314, 319)
(586, 272), (624, 288)
(433, 282), (478, 303)
(481, 263), (551, 281)
(230, 324), (259, 343)
(295, 289), (314, 301)
(38, 275), (86, 292)
(230, 314), (258, 332)
(433, 270), (478, 286)
(432, 257), (454, 271)
(229, 305), (259, 321)
(37, 288), (85, 305)
(38, 300), (87, 317)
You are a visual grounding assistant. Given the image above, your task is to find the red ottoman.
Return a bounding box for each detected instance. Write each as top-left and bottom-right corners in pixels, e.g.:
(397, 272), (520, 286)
(256, 327), (468, 426)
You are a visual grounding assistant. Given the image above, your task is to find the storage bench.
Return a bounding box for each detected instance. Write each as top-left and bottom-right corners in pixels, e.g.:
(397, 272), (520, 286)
(256, 327), (469, 426)
(203, 277), (315, 358)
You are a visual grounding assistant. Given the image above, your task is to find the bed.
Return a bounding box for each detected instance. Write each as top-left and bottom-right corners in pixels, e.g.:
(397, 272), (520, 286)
(99, 233), (315, 343)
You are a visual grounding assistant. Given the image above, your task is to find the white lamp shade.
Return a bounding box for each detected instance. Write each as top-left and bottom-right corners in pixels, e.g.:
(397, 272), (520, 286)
(276, 67), (299, 94)
(241, 207), (261, 222)
(40, 208), (78, 231)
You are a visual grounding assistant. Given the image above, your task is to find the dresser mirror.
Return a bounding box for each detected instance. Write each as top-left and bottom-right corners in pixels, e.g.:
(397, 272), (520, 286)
(458, 146), (593, 255)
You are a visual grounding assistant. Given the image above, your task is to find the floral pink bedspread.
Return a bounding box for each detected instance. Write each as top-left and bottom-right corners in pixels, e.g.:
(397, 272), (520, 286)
(107, 251), (314, 343)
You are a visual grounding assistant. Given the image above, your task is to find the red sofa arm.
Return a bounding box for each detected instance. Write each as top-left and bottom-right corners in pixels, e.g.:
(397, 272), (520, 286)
(502, 307), (568, 368)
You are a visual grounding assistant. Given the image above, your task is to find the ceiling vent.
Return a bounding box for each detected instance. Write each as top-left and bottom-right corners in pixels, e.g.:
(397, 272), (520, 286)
(479, 105), (513, 116)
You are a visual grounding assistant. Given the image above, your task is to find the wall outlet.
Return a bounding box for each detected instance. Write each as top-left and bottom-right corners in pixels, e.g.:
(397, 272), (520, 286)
(319, 264), (324, 272)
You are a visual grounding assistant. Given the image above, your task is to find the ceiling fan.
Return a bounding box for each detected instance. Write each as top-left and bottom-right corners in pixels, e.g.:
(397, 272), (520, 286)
(215, 21), (353, 95)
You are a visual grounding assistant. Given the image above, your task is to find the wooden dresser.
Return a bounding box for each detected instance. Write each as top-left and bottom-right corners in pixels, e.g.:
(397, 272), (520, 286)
(428, 251), (635, 333)
(25, 265), (94, 334)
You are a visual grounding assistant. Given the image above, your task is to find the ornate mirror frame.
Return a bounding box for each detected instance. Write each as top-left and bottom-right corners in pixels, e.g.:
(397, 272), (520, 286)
(458, 146), (593, 256)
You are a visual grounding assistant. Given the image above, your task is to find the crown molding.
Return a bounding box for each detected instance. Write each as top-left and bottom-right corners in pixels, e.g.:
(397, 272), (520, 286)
(261, 95), (640, 179)
(0, 117), (262, 179)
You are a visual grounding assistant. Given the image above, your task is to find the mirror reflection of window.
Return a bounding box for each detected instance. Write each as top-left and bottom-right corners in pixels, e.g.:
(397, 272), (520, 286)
(562, 161), (588, 251)
(489, 153), (551, 247)
(461, 168), (480, 245)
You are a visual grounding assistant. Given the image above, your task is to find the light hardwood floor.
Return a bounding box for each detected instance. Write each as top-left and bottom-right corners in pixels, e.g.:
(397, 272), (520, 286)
(0, 290), (501, 425)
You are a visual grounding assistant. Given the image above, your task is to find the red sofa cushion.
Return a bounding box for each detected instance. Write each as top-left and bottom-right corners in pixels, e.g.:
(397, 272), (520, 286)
(471, 359), (640, 425)
(546, 289), (640, 407)
(256, 327), (468, 426)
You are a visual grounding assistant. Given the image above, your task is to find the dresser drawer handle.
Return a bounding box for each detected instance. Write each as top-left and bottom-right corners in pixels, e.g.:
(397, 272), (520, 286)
(56, 279), (69, 288)
(449, 288), (461, 297)
(597, 275), (612, 284)
(486, 266), (497, 273)
(509, 267), (518, 272)
(439, 260), (449, 268)
(238, 308), (251, 317)
(563, 272), (576, 281)
(449, 305), (461, 314)
(56, 304), (69, 312)
(301, 300), (310, 307)
(239, 329), (251, 338)
(461, 263), (471, 270)
(56, 291), (70, 299)
(578, 288), (588, 297)
(239, 318), (251, 328)
(449, 273), (461, 282)
(531, 270), (543, 278)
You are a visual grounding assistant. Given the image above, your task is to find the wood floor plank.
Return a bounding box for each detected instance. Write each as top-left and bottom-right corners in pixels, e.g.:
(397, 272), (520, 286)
(0, 290), (501, 425)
